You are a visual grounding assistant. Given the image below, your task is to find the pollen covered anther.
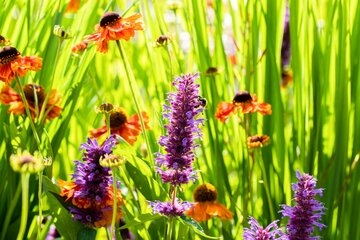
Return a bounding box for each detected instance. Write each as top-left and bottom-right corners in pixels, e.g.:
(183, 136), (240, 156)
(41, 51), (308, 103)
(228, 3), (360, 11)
(100, 12), (121, 27)
(109, 110), (128, 129)
(0, 46), (20, 64)
(233, 91), (252, 104)
(193, 183), (218, 202)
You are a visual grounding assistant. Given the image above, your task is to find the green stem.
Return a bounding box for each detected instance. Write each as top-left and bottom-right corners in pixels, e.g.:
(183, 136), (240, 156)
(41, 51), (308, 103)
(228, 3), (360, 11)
(15, 76), (42, 151)
(37, 171), (43, 240)
(115, 40), (152, 162)
(105, 112), (111, 137)
(166, 217), (174, 240)
(1, 181), (22, 240)
(110, 170), (117, 240)
(17, 173), (30, 240)
(39, 39), (63, 123)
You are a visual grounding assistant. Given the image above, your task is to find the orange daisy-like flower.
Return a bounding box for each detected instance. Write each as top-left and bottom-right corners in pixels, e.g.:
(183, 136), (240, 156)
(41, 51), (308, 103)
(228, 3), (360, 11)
(247, 134), (270, 148)
(0, 46), (42, 84)
(0, 83), (62, 121)
(89, 107), (150, 145)
(186, 183), (233, 222)
(75, 12), (143, 53)
(215, 91), (272, 122)
(58, 180), (123, 228)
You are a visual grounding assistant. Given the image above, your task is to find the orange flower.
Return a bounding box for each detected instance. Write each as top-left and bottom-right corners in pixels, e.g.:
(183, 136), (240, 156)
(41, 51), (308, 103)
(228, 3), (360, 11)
(215, 101), (239, 122)
(0, 83), (62, 121)
(0, 46), (42, 84)
(89, 107), (150, 145)
(58, 179), (123, 228)
(76, 12), (143, 53)
(186, 183), (233, 222)
(247, 134), (270, 148)
(215, 91), (272, 122)
(65, 0), (81, 13)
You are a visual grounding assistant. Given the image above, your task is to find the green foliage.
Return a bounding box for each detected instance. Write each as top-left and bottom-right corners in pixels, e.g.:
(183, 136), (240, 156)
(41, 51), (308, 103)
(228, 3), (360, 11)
(0, 0), (359, 239)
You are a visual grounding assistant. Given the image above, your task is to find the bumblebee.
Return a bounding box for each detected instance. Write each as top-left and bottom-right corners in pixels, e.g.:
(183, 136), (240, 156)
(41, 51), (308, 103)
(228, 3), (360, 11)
(196, 96), (207, 108)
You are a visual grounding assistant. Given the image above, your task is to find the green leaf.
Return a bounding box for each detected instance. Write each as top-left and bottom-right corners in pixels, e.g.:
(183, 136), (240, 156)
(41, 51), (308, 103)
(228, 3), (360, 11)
(118, 213), (162, 230)
(178, 216), (220, 239)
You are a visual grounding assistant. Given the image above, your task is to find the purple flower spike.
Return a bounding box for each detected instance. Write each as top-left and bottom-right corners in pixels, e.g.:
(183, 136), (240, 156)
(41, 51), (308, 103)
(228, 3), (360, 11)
(243, 217), (287, 240)
(280, 171), (326, 240)
(148, 199), (193, 217)
(155, 73), (205, 186)
(281, 1), (291, 68)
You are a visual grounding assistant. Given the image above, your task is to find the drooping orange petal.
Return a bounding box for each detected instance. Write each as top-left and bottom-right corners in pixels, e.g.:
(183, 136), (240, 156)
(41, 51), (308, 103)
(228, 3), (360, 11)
(58, 180), (78, 201)
(256, 102), (272, 115)
(0, 63), (15, 84)
(89, 125), (108, 139)
(72, 40), (89, 53)
(206, 202), (233, 220)
(186, 202), (211, 222)
(215, 101), (238, 122)
(117, 112), (150, 145)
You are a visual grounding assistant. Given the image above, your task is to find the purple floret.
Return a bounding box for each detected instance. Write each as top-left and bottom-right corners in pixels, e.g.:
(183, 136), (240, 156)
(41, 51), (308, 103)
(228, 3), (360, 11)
(243, 217), (287, 240)
(148, 199), (193, 217)
(280, 171), (326, 240)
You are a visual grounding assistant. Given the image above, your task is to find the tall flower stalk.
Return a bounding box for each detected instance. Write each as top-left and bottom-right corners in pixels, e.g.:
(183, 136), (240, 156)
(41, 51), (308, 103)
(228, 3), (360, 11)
(149, 73), (205, 239)
(280, 171), (326, 239)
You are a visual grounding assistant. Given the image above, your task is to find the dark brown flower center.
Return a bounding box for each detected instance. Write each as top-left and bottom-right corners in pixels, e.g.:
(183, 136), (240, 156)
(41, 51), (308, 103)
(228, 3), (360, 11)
(100, 12), (121, 27)
(0, 46), (20, 64)
(193, 183), (218, 202)
(109, 110), (127, 129)
(233, 91), (252, 104)
(23, 84), (46, 106)
(0, 35), (5, 41)
(249, 135), (268, 143)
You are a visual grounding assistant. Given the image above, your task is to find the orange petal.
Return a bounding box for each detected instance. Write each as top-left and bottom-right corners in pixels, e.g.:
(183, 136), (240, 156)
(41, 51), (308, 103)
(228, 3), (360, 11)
(89, 125), (107, 139)
(215, 101), (238, 122)
(65, 0), (81, 13)
(206, 202), (233, 220)
(186, 202), (211, 222)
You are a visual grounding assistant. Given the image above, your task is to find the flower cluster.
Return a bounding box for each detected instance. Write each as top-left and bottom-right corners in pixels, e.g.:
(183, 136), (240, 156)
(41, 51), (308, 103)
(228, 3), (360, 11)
(215, 91), (272, 122)
(280, 171), (326, 239)
(149, 73), (205, 217)
(58, 136), (123, 228)
(243, 217), (287, 240)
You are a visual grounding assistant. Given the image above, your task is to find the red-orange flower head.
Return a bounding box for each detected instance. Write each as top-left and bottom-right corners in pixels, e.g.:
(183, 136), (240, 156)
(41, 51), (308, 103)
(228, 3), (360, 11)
(89, 106), (150, 145)
(215, 91), (272, 122)
(0, 46), (42, 84)
(77, 12), (143, 53)
(247, 134), (270, 149)
(0, 83), (62, 121)
(65, 0), (81, 13)
(186, 183), (233, 222)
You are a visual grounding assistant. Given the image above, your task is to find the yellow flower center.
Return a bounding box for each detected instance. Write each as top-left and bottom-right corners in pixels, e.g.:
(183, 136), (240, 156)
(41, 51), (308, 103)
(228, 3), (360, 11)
(100, 12), (121, 27)
(0, 46), (20, 64)
(23, 84), (46, 106)
(193, 183), (218, 202)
